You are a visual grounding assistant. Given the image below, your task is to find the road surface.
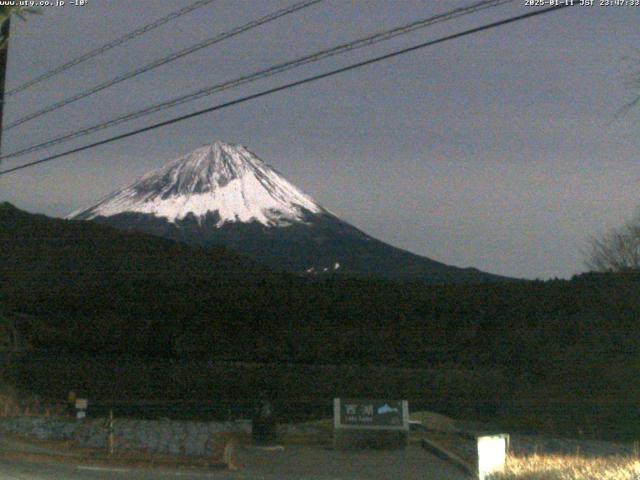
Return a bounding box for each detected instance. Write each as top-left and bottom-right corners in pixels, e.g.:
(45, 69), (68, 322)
(0, 437), (470, 479)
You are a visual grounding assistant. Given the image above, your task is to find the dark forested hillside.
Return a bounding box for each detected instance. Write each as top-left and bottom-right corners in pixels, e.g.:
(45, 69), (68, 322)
(2, 202), (640, 366)
(3, 203), (640, 438)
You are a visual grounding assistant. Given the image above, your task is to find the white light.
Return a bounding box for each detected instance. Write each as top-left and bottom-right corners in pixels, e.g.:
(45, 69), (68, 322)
(478, 434), (508, 480)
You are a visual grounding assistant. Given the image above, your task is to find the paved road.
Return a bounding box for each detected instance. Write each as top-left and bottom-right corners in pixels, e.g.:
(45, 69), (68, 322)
(0, 458), (230, 479)
(237, 445), (470, 479)
(0, 437), (470, 479)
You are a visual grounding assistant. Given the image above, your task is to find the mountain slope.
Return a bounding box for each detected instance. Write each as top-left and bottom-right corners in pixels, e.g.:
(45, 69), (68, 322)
(70, 142), (324, 227)
(0, 200), (270, 290)
(70, 141), (509, 284)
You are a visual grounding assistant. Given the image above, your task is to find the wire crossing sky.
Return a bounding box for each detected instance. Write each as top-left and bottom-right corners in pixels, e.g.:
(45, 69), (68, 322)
(1, 1), (638, 280)
(4, 0), (217, 98)
(0, 0), (514, 162)
(3, 0), (324, 130)
(0, 4), (574, 177)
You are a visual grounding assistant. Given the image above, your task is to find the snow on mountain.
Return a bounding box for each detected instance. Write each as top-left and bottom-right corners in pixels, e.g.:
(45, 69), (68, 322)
(68, 140), (510, 284)
(69, 141), (324, 227)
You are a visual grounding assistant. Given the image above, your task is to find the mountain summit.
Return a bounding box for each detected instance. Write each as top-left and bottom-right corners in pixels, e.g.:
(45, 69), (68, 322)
(70, 141), (508, 284)
(70, 141), (324, 227)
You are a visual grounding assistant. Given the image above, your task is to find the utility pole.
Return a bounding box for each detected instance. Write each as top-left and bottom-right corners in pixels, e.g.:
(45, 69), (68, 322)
(108, 409), (114, 455)
(0, 16), (10, 155)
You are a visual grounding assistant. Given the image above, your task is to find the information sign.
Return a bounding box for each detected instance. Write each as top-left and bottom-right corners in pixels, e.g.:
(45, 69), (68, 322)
(334, 398), (409, 431)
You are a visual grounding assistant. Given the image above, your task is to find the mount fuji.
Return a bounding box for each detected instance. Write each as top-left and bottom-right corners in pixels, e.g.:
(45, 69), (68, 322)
(69, 141), (506, 284)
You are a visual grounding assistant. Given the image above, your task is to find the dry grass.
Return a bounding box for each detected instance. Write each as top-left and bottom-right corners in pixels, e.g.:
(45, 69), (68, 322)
(495, 454), (640, 480)
(0, 384), (65, 417)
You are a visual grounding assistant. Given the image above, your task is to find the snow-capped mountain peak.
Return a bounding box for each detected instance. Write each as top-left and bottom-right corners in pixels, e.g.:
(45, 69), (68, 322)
(69, 141), (324, 227)
(68, 141), (508, 284)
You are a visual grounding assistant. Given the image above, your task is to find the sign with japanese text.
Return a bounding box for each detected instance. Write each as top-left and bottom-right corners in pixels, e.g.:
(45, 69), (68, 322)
(334, 398), (409, 431)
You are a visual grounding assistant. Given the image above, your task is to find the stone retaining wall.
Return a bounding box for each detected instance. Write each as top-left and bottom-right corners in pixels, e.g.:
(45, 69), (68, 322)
(0, 416), (251, 457)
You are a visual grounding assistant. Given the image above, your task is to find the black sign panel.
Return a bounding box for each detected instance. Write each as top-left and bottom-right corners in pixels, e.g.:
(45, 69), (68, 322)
(338, 399), (405, 428)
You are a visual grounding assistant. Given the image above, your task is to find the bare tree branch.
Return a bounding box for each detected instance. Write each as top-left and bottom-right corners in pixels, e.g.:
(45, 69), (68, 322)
(585, 211), (640, 272)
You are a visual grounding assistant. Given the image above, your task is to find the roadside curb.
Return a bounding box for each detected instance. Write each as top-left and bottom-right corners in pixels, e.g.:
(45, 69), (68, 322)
(0, 433), (229, 473)
(420, 438), (476, 478)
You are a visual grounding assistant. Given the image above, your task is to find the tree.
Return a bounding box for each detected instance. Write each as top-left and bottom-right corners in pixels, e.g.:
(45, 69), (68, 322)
(0, 7), (39, 48)
(584, 211), (640, 272)
(0, 6), (39, 155)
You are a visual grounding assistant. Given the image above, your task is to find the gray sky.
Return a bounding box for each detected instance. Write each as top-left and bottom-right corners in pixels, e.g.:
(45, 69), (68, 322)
(0, 0), (638, 279)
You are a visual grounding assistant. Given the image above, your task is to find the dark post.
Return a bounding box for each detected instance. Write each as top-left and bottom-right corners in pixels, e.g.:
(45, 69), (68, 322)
(0, 16), (10, 155)
(252, 398), (277, 445)
(108, 409), (114, 455)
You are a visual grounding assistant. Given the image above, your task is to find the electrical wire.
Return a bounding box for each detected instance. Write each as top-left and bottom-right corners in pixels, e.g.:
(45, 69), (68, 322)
(4, 0), (218, 98)
(3, 0), (324, 130)
(0, 4), (574, 178)
(1, 0), (513, 162)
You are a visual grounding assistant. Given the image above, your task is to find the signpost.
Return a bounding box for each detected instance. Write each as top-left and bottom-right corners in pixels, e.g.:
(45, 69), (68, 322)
(75, 398), (88, 420)
(333, 398), (409, 449)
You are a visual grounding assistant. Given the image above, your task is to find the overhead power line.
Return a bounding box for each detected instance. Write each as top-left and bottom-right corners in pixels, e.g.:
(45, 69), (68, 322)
(3, 0), (324, 131)
(4, 0), (218, 98)
(0, 4), (575, 178)
(1, 0), (514, 162)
